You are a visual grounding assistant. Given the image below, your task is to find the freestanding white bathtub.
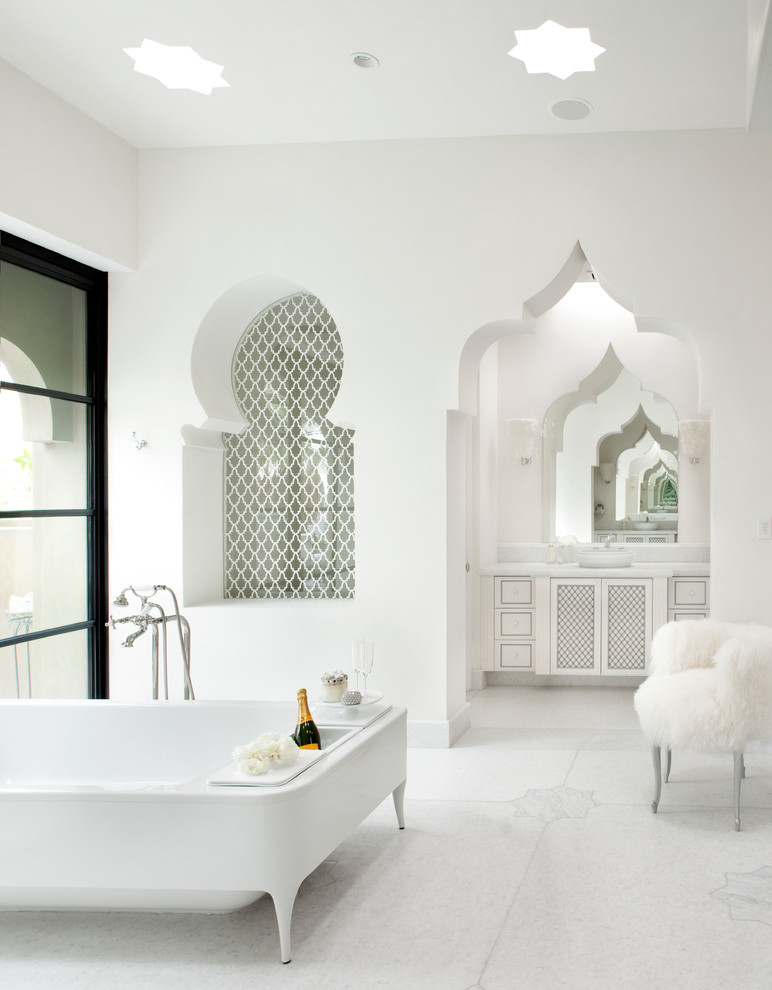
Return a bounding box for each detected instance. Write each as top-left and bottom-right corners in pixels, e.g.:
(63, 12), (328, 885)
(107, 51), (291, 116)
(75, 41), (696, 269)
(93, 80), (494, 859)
(0, 699), (407, 963)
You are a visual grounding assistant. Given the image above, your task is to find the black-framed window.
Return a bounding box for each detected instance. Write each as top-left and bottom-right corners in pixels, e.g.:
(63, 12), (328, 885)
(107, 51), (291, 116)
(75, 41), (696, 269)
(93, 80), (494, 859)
(0, 232), (108, 698)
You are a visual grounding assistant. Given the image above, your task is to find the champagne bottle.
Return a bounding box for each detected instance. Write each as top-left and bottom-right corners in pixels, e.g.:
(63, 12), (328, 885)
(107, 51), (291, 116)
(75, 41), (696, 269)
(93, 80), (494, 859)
(292, 688), (321, 750)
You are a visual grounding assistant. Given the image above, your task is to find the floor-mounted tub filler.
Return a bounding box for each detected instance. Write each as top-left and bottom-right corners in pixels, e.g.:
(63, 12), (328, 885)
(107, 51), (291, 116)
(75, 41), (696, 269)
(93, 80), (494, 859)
(0, 698), (407, 963)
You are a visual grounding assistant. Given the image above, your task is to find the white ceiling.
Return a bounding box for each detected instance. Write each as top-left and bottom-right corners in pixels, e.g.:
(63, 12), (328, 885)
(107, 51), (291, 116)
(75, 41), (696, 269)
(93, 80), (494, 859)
(0, 0), (769, 149)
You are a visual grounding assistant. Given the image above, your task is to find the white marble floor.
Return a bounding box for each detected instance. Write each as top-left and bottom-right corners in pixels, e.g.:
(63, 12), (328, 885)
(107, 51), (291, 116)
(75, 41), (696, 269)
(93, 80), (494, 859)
(4, 685), (772, 990)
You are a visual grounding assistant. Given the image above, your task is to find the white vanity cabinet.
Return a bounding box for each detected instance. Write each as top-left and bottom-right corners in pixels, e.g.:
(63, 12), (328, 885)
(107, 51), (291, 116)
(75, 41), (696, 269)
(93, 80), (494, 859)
(480, 576), (550, 672)
(549, 576), (666, 677)
(491, 577), (538, 671)
(482, 564), (699, 679)
(668, 576), (710, 621)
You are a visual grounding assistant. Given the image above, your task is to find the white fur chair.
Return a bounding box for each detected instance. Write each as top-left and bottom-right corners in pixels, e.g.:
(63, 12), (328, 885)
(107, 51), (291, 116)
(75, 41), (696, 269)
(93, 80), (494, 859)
(634, 619), (772, 830)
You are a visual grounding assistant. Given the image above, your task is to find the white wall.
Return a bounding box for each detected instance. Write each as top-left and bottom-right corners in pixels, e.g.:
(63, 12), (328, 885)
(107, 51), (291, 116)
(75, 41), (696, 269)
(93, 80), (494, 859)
(3, 63), (772, 732)
(101, 130), (772, 726)
(0, 58), (137, 270)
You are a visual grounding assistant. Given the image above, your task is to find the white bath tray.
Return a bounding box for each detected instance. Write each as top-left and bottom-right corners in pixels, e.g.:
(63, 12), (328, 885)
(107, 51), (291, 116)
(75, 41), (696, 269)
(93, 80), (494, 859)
(207, 748), (328, 787)
(316, 690), (383, 707)
(313, 701), (392, 729)
(206, 722), (365, 787)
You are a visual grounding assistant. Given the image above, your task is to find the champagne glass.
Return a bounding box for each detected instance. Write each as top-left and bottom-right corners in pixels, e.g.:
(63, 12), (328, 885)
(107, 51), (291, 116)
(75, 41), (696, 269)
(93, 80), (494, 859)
(351, 639), (365, 691)
(356, 641), (374, 697)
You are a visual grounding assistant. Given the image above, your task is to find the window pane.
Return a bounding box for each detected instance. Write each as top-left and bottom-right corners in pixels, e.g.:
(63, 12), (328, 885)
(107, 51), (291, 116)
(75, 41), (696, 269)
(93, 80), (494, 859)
(1, 516), (88, 632)
(0, 261), (87, 395)
(0, 390), (87, 510)
(0, 627), (88, 699)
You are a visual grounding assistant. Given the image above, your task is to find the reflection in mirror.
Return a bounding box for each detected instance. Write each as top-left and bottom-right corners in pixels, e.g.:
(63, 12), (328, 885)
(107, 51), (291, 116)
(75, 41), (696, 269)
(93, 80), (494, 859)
(598, 406), (679, 531)
(494, 273), (709, 548)
(643, 464), (678, 512)
(615, 431), (678, 520)
(548, 357), (680, 542)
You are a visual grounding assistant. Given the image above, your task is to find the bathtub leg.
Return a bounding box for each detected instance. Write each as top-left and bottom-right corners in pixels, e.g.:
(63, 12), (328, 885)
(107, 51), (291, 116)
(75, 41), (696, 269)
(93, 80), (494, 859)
(271, 883), (300, 964)
(392, 778), (406, 829)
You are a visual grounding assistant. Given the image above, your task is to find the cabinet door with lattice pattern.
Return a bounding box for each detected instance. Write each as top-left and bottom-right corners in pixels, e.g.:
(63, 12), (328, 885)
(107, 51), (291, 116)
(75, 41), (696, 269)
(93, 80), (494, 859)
(601, 578), (652, 675)
(550, 578), (601, 675)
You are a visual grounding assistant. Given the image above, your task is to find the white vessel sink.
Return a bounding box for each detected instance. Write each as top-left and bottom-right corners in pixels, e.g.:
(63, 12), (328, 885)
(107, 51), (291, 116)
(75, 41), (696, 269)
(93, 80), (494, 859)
(576, 547), (634, 568)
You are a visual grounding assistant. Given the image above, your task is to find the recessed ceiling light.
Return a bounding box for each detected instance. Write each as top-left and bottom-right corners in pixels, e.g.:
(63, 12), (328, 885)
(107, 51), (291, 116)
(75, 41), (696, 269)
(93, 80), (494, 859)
(123, 39), (229, 95)
(550, 98), (594, 121)
(351, 52), (380, 68)
(508, 20), (605, 80)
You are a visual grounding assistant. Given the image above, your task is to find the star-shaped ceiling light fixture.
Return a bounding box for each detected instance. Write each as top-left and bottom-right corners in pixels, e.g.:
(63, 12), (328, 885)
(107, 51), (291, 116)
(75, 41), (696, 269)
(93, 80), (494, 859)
(508, 20), (605, 80)
(123, 39), (229, 95)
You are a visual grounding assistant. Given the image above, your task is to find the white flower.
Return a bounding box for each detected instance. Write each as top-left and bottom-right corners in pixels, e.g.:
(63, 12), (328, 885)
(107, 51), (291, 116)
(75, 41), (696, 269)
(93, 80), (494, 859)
(557, 534), (577, 546)
(240, 755), (268, 776)
(254, 732), (282, 757)
(232, 732), (299, 774)
(275, 735), (299, 762)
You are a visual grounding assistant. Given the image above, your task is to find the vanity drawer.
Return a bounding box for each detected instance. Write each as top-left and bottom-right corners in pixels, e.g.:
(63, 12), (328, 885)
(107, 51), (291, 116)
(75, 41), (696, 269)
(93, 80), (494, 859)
(669, 578), (709, 608)
(495, 578), (533, 606)
(495, 642), (533, 670)
(497, 610), (533, 638)
(670, 610), (710, 622)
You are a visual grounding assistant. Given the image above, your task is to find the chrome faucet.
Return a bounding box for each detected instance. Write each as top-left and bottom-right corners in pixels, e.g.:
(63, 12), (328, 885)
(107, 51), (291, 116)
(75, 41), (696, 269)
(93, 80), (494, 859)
(604, 535), (613, 548)
(108, 611), (148, 644)
(107, 585), (194, 700)
(123, 625), (148, 648)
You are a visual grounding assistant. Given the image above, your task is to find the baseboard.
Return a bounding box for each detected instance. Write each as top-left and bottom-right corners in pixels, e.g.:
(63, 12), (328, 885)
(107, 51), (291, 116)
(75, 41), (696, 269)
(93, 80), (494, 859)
(485, 671), (645, 688)
(407, 702), (471, 748)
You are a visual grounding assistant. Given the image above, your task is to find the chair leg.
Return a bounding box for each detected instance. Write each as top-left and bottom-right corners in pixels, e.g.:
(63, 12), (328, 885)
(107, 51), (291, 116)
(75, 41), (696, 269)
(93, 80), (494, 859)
(651, 745), (662, 813)
(664, 747), (672, 783)
(733, 750), (744, 831)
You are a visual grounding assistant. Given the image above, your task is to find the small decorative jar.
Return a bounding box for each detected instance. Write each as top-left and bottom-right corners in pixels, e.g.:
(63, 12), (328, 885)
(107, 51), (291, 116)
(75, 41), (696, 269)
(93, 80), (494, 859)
(320, 669), (348, 702)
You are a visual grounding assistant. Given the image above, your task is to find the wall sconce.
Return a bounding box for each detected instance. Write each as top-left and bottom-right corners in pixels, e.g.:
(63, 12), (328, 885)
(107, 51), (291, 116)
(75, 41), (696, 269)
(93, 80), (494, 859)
(679, 420), (709, 466)
(509, 418), (540, 466)
(598, 462), (614, 484)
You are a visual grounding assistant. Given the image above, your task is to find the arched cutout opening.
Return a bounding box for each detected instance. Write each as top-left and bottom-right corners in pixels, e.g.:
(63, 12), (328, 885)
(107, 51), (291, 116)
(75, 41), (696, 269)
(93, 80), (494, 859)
(1, 338), (54, 445)
(449, 241), (710, 697)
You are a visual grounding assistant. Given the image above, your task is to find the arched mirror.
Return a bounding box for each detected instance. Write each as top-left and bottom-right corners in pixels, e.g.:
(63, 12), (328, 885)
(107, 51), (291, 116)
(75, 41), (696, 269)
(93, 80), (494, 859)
(495, 273), (709, 548)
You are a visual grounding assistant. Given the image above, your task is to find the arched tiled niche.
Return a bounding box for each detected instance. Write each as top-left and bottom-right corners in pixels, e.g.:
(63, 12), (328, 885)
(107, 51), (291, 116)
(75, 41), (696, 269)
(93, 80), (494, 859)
(183, 274), (353, 606)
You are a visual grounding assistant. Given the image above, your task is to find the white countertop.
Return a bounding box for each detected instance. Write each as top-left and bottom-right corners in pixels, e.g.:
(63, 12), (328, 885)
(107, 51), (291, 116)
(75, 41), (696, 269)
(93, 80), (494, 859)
(480, 561), (708, 578)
